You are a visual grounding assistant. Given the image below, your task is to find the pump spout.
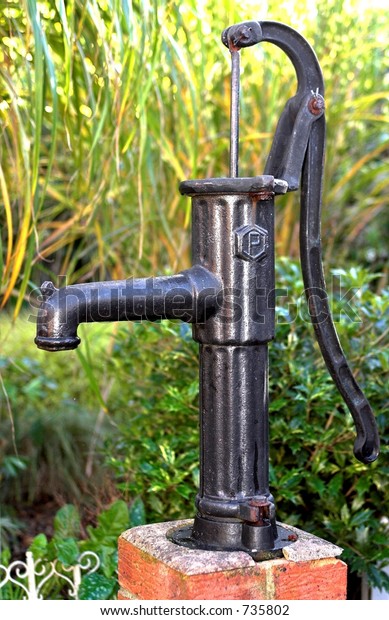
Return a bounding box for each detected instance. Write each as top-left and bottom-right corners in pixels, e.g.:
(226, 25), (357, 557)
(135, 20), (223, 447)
(35, 265), (221, 352)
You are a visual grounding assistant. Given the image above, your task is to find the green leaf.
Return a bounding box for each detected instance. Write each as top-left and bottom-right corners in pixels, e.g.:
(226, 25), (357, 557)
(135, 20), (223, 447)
(129, 497), (146, 527)
(176, 484), (193, 499)
(98, 546), (118, 579)
(87, 500), (130, 543)
(28, 533), (48, 559)
(307, 476), (326, 495)
(1, 455), (27, 478)
(54, 537), (79, 567)
(0, 547), (11, 565)
(350, 509), (373, 528)
(328, 473), (343, 495)
(78, 573), (116, 600)
(54, 504), (81, 539)
(140, 462), (154, 474)
(340, 504), (350, 524)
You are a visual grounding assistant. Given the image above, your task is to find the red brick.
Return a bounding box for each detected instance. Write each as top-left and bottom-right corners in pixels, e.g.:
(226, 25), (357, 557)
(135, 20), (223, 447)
(271, 557), (347, 600)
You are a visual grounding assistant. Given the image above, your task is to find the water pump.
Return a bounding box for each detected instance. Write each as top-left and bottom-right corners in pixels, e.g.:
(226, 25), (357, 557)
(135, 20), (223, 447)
(35, 20), (380, 560)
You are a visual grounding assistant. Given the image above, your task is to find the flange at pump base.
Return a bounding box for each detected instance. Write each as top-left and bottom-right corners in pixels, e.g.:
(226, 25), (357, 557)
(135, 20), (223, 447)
(169, 521), (297, 561)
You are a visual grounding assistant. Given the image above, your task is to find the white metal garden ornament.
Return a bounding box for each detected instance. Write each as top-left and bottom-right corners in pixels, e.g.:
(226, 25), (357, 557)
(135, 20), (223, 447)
(0, 550), (100, 600)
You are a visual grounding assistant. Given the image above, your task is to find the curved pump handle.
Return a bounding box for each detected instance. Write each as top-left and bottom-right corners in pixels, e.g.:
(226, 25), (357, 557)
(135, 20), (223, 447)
(222, 21), (380, 464)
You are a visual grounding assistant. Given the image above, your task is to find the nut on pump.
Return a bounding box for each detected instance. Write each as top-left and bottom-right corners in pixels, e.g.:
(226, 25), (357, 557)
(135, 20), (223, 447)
(35, 20), (380, 559)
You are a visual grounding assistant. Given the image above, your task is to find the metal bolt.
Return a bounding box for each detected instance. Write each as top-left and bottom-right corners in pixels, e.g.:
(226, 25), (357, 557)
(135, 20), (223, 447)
(235, 224), (268, 262)
(308, 94), (325, 116)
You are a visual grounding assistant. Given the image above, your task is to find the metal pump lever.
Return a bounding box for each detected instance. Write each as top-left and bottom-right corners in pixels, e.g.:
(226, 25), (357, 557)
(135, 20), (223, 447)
(222, 20), (379, 464)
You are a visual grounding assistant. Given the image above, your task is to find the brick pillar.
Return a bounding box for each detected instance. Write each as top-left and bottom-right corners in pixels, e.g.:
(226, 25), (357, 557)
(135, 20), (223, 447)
(118, 520), (347, 600)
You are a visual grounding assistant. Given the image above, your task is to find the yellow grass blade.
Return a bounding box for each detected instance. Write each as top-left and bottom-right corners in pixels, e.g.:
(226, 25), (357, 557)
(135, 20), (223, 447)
(1, 203), (31, 308)
(0, 163), (13, 278)
(328, 140), (389, 200)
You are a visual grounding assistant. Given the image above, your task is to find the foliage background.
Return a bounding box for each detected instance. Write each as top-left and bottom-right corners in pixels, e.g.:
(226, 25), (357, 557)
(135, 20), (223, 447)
(0, 0), (388, 600)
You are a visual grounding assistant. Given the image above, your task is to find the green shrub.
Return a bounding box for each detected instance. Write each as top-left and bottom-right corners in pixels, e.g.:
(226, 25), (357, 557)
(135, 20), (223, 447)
(268, 261), (388, 591)
(106, 321), (200, 520)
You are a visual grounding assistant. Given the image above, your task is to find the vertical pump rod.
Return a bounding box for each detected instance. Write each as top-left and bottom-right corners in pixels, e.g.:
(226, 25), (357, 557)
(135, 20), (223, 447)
(229, 49), (240, 177)
(225, 21), (262, 178)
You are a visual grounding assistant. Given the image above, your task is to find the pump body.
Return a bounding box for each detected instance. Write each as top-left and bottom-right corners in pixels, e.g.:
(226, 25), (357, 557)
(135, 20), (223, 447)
(181, 177), (288, 556)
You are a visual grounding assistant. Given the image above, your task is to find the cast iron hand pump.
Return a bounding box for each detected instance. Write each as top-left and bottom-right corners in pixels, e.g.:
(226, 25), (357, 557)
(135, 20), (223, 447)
(35, 20), (379, 559)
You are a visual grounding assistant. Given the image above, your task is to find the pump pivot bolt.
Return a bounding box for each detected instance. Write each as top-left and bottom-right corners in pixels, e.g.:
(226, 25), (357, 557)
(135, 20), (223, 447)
(308, 93), (325, 116)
